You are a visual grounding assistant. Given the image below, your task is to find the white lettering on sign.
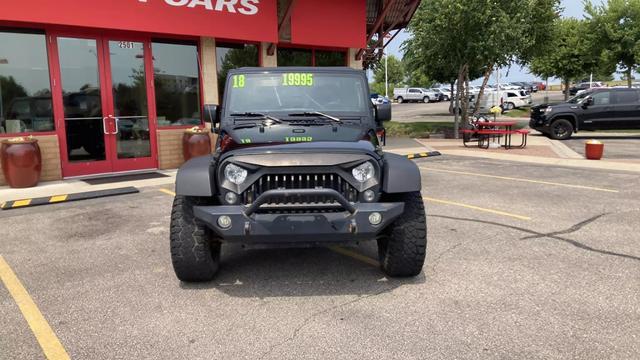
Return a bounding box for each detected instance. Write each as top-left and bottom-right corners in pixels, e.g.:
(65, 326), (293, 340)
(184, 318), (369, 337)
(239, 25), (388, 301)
(156, 0), (260, 15)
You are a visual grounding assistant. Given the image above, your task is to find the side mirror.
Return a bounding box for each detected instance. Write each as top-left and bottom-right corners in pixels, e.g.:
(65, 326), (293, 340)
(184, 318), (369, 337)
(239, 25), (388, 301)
(375, 102), (392, 123)
(203, 104), (219, 133)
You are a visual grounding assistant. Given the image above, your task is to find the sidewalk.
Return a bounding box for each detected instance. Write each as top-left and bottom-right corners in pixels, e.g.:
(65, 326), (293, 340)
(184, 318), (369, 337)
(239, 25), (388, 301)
(413, 133), (640, 173)
(0, 170), (176, 203)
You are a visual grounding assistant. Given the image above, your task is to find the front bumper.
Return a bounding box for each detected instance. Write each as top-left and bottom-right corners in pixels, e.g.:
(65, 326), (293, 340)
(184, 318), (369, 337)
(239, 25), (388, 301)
(193, 189), (404, 245)
(529, 116), (550, 132)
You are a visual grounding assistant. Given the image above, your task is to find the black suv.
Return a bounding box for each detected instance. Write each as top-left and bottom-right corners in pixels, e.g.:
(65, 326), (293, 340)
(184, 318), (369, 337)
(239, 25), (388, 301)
(170, 67), (427, 281)
(530, 88), (640, 140)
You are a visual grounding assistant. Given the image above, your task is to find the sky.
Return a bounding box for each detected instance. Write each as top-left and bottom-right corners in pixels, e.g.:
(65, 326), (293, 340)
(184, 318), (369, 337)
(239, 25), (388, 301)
(385, 0), (596, 84)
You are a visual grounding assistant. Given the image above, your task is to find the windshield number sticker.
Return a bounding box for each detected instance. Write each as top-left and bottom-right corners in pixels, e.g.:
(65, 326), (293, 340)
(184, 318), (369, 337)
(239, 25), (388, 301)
(285, 136), (313, 143)
(282, 73), (313, 87)
(240, 138), (252, 144)
(232, 75), (246, 88)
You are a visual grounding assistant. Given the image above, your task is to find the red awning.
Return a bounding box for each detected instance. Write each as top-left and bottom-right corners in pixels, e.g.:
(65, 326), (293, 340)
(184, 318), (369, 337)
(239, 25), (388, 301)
(0, 0), (278, 43)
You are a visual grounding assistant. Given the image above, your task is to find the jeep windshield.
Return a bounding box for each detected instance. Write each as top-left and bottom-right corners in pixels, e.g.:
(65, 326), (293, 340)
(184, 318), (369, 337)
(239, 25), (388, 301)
(225, 72), (369, 117)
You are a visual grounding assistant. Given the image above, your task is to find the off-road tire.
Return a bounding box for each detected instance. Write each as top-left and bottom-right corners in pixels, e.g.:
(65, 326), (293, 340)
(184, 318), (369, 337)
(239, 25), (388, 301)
(170, 195), (221, 282)
(377, 192), (427, 277)
(397, 97), (404, 104)
(549, 119), (574, 140)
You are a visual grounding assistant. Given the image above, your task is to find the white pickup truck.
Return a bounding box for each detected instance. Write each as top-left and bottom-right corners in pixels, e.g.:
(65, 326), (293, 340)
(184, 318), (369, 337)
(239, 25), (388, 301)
(393, 88), (438, 103)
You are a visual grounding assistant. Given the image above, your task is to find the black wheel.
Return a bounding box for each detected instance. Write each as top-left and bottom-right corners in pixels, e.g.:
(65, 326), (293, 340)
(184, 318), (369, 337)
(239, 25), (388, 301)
(423, 96), (430, 103)
(549, 119), (574, 140)
(377, 192), (427, 277)
(170, 195), (221, 282)
(397, 97), (404, 104)
(443, 95), (450, 101)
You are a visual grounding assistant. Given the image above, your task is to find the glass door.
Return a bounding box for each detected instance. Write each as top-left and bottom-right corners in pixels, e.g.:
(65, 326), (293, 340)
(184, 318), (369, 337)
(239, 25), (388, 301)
(52, 34), (157, 177)
(55, 36), (113, 177)
(103, 39), (157, 172)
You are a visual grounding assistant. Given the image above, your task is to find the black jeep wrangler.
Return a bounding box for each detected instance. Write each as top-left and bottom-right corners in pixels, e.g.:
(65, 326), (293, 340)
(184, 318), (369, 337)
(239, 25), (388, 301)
(170, 67), (426, 281)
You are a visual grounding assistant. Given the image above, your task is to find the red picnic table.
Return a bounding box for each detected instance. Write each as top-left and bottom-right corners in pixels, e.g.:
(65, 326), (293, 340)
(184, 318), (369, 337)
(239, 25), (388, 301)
(461, 121), (529, 149)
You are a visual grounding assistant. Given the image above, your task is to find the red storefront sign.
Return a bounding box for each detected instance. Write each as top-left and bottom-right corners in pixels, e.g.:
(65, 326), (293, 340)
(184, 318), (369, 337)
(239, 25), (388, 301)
(0, 0), (278, 43)
(291, 0), (366, 49)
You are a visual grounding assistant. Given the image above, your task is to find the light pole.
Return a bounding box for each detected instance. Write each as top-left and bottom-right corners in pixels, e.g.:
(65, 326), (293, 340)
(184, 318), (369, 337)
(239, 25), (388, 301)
(384, 50), (388, 99)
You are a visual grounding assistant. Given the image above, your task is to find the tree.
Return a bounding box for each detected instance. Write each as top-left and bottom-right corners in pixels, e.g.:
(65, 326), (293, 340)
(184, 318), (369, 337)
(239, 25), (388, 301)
(370, 54), (404, 96)
(529, 18), (609, 99)
(403, 0), (560, 136)
(585, 0), (640, 88)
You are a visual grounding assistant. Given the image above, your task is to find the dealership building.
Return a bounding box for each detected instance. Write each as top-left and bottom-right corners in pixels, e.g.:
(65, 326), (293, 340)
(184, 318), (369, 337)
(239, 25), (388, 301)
(0, 0), (418, 183)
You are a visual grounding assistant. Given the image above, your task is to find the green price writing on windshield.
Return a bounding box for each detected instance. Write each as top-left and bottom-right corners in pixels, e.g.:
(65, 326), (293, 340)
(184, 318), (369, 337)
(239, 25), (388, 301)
(232, 74), (246, 88)
(282, 73), (313, 87)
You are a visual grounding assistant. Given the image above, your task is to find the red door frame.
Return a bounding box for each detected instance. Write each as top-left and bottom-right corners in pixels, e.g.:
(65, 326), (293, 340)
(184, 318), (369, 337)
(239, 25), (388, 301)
(48, 30), (159, 178)
(101, 35), (158, 173)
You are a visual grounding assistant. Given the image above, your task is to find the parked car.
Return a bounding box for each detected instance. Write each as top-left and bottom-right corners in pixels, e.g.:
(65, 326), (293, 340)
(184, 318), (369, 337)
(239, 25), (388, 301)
(370, 93), (390, 105)
(530, 88), (640, 140)
(567, 82), (606, 96)
(471, 90), (531, 113)
(498, 83), (523, 90)
(429, 88), (446, 101)
(502, 90), (532, 110)
(437, 87), (454, 101)
(532, 81), (546, 91)
(393, 87), (438, 103)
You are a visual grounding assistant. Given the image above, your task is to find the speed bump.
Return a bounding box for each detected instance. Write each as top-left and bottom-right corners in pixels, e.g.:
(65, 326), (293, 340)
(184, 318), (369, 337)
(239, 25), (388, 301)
(0, 187), (139, 210)
(406, 151), (441, 160)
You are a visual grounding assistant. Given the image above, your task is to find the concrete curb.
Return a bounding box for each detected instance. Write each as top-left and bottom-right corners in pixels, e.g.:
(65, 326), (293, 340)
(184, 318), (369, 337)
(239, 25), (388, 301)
(1, 187), (139, 210)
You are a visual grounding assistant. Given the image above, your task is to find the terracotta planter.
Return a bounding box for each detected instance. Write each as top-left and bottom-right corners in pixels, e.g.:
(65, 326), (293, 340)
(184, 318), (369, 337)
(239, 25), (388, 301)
(1, 137), (42, 188)
(182, 129), (211, 161)
(585, 140), (604, 160)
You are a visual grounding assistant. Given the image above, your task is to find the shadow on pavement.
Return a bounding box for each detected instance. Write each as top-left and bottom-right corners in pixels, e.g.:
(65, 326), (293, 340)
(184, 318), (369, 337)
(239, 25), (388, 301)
(178, 244), (426, 298)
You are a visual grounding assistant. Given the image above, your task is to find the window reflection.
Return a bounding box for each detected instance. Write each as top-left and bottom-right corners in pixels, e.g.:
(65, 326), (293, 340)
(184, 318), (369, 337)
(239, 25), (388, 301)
(0, 30), (53, 134)
(152, 41), (201, 127)
(216, 43), (259, 102)
(57, 37), (106, 162)
(277, 48), (312, 67)
(315, 50), (346, 67)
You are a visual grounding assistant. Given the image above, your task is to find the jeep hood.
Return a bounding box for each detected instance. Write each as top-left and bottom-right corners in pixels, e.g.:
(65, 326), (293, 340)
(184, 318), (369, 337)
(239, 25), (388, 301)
(220, 140), (382, 164)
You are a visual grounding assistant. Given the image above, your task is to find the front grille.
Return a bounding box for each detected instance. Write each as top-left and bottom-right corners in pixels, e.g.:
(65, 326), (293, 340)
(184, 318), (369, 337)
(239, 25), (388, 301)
(240, 173), (359, 209)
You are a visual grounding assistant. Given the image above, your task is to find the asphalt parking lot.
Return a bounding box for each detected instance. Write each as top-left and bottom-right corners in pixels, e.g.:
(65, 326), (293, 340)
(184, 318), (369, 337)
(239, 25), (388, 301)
(1, 156), (639, 359)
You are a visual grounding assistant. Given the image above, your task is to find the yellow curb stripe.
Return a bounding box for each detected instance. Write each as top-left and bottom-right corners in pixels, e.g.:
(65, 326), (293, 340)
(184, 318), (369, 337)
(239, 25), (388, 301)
(423, 167), (619, 193)
(49, 195), (68, 203)
(423, 196), (531, 221)
(158, 188), (176, 196)
(12, 199), (32, 208)
(0, 202), (5, 209)
(419, 153), (428, 157)
(407, 154), (415, 159)
(0, 255), (70, 360)
(329, 246), (380, 267)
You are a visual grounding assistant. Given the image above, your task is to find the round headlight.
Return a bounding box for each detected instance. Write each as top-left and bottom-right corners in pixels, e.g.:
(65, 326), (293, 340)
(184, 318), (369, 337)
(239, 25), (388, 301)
(352, 162), (375, 183)
(224, 164), (248, 185)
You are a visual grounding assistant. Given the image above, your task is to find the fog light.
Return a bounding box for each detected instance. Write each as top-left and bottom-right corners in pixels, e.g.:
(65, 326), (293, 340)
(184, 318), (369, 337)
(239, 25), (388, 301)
(225, 192), (237, 204)
(368, 212), (382, 225)
(217, 216), (232, 229)
(363, 190), (376, 202)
